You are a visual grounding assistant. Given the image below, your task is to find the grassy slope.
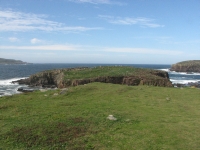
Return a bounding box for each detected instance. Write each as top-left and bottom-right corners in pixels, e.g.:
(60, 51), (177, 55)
(1, 83), (200, 149)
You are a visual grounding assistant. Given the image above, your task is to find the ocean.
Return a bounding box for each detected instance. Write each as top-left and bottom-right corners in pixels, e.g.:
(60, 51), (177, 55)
(1, 63), (200, 97)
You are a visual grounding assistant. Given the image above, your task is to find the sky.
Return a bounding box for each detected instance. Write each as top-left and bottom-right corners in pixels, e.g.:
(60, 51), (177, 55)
(0, 0), (200, 64)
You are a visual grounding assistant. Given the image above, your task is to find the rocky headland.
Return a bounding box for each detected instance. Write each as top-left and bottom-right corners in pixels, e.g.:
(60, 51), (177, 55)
(13, 66), (173, 89)
(0, 58), (28, 64)
(170, 60), (200, 73)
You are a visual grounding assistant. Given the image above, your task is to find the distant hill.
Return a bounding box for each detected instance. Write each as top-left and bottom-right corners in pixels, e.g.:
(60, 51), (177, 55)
(0, 58), (28, 64)
(170, 60), (200, 72)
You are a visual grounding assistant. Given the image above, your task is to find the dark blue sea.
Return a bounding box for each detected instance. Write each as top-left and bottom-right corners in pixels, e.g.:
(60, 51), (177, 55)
(1, 63), (200, 97)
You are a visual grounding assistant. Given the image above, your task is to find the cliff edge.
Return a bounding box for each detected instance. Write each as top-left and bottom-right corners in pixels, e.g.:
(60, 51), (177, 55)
(170, 60), (200, 73)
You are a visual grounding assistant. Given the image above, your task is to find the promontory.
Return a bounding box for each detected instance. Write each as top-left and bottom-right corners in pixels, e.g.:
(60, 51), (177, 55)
(14, 66), (173, 88)
(170, 60), (200, 73)
(0, 58), (28, 64)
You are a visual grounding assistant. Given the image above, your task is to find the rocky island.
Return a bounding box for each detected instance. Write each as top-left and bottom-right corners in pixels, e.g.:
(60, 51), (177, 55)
(13, 66), (173, 88)
(170, 60), (200, 73)
(0, 58), (28, 65)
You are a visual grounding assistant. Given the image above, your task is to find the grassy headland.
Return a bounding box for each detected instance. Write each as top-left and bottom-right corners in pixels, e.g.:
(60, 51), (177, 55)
(19, 66), (172, 88)
(171, 60), (200, 72)
(63, 66), (150, 79)
(1, 82), (200, 149)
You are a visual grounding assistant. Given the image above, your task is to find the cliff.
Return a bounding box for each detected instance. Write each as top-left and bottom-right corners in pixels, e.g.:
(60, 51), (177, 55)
(14, 66), (173, 88)
(0, 58), (28, 64)
(170, 60), (200, 72)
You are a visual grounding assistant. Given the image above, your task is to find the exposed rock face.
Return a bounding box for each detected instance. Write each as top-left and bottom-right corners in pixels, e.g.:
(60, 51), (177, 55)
(170, 60), (200, 72)
(14, 69), (65, 88)
(13, 67), (173, 88)
(68, 75), (172, 87)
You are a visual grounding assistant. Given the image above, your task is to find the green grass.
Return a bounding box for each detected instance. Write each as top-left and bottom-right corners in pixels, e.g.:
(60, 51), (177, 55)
(1, 83), (200, 149)
(174, 60), (200, 65)
(64, 66), (160, 80)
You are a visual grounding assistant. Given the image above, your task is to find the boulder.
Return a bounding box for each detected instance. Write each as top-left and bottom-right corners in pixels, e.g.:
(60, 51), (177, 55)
(17, 87), (34, 92)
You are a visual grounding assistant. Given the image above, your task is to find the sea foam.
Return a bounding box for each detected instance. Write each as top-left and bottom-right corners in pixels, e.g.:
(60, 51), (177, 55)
(0, 77), (27, 85)
(0, 77), (28, 97)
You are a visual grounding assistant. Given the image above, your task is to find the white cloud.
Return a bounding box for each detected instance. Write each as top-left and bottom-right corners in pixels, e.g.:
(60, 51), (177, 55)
(70, 0), (110, 4)
(0, 10), (102, 32)
(103, 47), (182, 55)
(0, 44), (81, 51)
(30, 38), (42, 44)
(99, 15), (164, 28)
(0, 44), (182, 56)
(68, 0), (125, 5)
(9, 37), (19, 42)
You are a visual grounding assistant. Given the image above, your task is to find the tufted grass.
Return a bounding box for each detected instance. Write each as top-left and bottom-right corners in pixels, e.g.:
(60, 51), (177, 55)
(0, 83), (200, 149)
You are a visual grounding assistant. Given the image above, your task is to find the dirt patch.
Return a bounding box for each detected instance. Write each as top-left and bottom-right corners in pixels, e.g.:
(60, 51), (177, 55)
(0, 105), (10, 110)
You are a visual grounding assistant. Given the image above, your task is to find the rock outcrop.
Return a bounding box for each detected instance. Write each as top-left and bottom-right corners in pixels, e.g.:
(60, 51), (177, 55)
(14, 69), (66, 88)
(13, 67), (173, 88)
(170, 60), (200, 73)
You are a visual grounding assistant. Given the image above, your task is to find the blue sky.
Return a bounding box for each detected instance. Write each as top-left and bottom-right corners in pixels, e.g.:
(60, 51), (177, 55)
(0, 0), (199, 64)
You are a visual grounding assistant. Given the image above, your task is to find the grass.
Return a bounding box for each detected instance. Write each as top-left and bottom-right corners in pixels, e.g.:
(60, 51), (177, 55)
(174, 60), (200, 65)
(171, 60), (200, 72)
(1, 83), (200, 149)
(63, 66), (161, 80)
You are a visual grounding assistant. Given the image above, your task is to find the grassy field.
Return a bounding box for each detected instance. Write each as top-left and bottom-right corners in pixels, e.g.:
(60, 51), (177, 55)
(0, 83), (200, 149)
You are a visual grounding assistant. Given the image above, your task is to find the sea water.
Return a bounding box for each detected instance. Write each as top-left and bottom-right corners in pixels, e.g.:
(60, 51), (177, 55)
(1, 64), (200, 97)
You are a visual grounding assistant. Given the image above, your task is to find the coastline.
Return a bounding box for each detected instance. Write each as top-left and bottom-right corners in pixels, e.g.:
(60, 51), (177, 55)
(1, 64), (200, 97)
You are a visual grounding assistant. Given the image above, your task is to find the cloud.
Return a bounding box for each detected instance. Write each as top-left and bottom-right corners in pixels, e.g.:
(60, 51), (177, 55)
(69, 0), (110, 4)
(30, 38), (42, 44)
(9, 37), (19, 42)
(103, 47), (182, 55)
(99, 15), (164, 28)
(0, 43), (182, 56)
(1, 43), (182, 56)
(68, 0), (125, 5)
(0, 44), (81, 51)
(0, 10), (102, 32)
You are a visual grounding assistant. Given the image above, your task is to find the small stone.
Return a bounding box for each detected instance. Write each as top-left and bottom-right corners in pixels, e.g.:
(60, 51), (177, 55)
(40, 89), (47, 92)
(107, 115), (117, 121)
(166, 97), (170, 101)
(53, 93), (58, 96)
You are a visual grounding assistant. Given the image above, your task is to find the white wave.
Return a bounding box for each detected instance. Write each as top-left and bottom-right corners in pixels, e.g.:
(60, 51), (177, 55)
(158, 68), (200, 76)
(170, 79), (200, 84)
(0, 77), (27, 85)
(169, 71), (200, 76)
(6, 89), (13, 91)
(158, 68), (170, 72)
(2, 91), (12, 96)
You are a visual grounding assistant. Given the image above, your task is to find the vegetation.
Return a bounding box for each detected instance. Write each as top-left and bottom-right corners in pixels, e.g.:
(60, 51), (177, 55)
(171, 60), (200, 72)
(63, 66), (165, 80)
(1, 82), (200, 149)
(174, 60), (200, 65)
(0, 58), (27, 64)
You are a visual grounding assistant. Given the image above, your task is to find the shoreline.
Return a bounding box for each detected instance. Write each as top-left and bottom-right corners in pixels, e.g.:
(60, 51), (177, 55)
(1, 66), (200, 97)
